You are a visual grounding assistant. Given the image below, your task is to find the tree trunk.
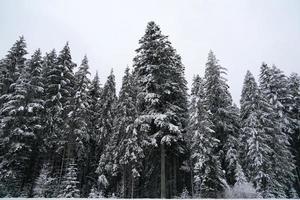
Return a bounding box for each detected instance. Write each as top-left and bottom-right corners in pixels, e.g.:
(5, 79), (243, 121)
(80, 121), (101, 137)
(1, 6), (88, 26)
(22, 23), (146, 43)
(59, 146), (66, 184)
(123, 165), (126, 198)
(131, 175), (134, 198)
(161, 143), (166, 198)
(173, 157), (177, 197)
(190, 158), (194, 198)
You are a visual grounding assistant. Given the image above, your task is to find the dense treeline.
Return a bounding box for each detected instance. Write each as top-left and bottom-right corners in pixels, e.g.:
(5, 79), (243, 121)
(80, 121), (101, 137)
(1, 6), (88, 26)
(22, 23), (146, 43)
(0, 21), (299, 198)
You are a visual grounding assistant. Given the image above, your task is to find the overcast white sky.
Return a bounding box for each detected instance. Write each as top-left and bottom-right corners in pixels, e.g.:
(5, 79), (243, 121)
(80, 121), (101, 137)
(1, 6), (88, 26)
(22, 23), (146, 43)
(0, 0), (300, 104)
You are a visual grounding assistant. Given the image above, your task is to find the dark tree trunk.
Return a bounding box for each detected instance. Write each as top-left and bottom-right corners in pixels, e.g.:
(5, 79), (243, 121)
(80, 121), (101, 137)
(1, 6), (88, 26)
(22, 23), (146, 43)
(161, 143), (166, 198)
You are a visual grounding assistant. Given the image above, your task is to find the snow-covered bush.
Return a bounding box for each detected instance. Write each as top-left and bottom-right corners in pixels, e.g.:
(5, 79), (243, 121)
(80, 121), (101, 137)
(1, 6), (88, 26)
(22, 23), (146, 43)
(224, 182), (257, 198)
(88, 187), (104, 198)
(180, 187), (190, 199)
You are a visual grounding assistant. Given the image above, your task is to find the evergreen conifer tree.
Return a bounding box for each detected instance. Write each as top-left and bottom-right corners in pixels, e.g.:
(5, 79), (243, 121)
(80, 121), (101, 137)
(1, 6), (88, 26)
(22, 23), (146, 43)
(0, 37), (30, 197)
(287, 73), (300, 194)
(189, 76), (226, 198)
(96, 70), (117, 195)
(202, 50), (238, 191)
(22, 49), (45, 195)
(259, 64), (295, 197)
(72, 55), (91, 194)
(132, 21), (189, 198)
(240, 70), (273, 197)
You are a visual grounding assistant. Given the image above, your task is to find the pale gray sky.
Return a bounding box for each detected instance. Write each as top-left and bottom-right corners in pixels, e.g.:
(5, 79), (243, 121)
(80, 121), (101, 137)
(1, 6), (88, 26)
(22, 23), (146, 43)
(1, 0), (300, 104)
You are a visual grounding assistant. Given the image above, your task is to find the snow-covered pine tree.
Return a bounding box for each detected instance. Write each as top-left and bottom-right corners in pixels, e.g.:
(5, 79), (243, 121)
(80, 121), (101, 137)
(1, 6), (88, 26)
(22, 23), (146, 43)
(186, 75), (202, 147)
(186, 75), (202, 197)
(240, 70), (259, 178)
(203, 50), (233, 134)
(87, 71), (102, 141)
(287, 73), (300, 195)
(99, 69), (117, 149)
(120, 127), (145, 198)
(58, 160), (80, 198)
(96, 70), (117, 195)
(203, 50), (238, 190)
(70, 55), (92, 195)
(42, 49), (62, 160)
(189, 75), (226, 198)
(111, 67), (144, 197)
(0, 48), (45, 197)
(132, 21), (189, 198)
(26, 49), (45, 128)
(0, 37), (31, 197)
(259, 63), (296, 197)
(0, 37), (27, 117)
(240, 70), (273, 197)
(114, 67), (136, 156)
(42, 43), (77, 185)
(0, 36), (27, 98)
(0, 69), (33, 197)
(223, 104), (242, 186)
(83, 72), (102, 196)
(56, 42), (77, 161)
(22, 49), (46, 195)
(73, 55), (91, 149)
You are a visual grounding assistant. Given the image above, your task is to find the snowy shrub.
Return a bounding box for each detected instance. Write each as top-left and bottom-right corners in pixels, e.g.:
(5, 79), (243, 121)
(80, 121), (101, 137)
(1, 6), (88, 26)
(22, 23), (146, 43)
(88, 187), (104, 198)
(180, 187), (190, 199)
(98, 174), (109, 188)
(224, 182), (257, 198)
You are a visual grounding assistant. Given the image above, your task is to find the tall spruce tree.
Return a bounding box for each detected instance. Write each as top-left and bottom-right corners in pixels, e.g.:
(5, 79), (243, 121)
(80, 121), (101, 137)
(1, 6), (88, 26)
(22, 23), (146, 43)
(96, 70), (117, 195)
(23, 49), (45, 196)
(240, 70), (273, 197)
(72, 55), (91, 195)
(87, 72), (102, 144)
(203, 50), (239, 192)
(42, 49), (61, 162)
(85, 72), (102, 195)
(189, 76), (226, 198)
(111, 67), (145, 197)
(132, 21), (189, 198)
(56, 42), (77, 161)
(0, 37), (29, 197)
(40, 50), (62, 196)
(42, 43), (77, 188)
(186, 75), (202, 197)
(223, 104), (243, 186)
(287, 73), (300, 195)
(259, 63), (295, 197)
(108, 67), (137, 196)
(0, 73), (32, 197)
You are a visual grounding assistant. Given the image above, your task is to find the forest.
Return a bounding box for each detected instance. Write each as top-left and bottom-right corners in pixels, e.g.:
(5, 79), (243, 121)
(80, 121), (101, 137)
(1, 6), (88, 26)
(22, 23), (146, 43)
(0, 21), (299, 198)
